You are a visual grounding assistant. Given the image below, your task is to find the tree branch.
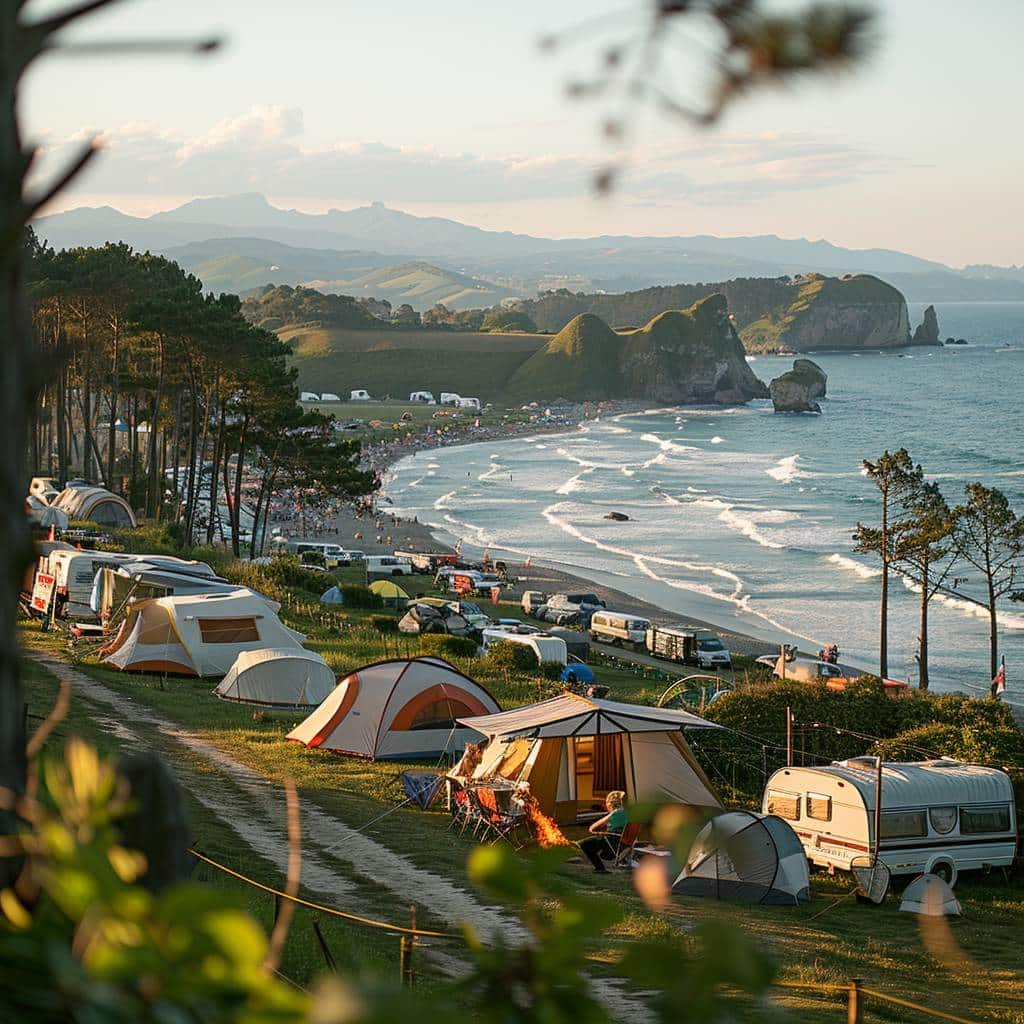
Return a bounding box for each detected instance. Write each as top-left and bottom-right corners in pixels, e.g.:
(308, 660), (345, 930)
(22, 140), (100, 221)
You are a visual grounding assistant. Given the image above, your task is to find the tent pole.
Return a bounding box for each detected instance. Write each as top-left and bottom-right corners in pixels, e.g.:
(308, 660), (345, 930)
(873, 756), (883, 866)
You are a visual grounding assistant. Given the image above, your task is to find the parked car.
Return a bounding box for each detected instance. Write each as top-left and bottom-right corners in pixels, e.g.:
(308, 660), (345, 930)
(693, 630), (731, 670)
(540, 592), (605, 626)
(407, 597), (490, 629)
(365, 555), (413, 576)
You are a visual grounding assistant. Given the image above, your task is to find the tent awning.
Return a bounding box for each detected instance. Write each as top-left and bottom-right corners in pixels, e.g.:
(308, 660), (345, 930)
(457, 693), (722, 739)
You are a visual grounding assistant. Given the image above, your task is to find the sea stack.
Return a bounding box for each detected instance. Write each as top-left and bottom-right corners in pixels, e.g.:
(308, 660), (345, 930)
(769, 358), (827, 413)
(912, 304), (942, 346)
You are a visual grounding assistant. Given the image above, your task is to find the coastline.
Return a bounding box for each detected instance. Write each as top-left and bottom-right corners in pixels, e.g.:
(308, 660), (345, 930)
(350, 407), (805, 663)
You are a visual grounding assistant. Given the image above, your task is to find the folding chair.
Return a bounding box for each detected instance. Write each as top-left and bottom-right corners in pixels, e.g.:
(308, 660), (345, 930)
(475, 787), (527, 846)
(446, 780), (472, 835)
(611, 822), (642, 869)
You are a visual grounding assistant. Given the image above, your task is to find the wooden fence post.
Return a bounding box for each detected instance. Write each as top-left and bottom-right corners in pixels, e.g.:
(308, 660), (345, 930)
(847, 978), (863, 1024)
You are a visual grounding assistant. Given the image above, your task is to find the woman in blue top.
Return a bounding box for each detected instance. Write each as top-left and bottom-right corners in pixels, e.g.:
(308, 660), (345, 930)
(579, 791), (628, 873)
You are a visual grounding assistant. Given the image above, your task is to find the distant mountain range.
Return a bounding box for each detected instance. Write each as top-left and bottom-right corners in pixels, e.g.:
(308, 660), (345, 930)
(35, 193), (1024, 305)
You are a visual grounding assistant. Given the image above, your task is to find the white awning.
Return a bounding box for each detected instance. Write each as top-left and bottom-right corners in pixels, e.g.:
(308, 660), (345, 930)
(457, 693), (721, 739)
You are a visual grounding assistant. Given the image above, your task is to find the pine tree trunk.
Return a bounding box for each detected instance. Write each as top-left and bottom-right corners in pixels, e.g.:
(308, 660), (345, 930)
(879, 489), (889, 678)
(988, 582), (999, 682)
(106, 317), (119, 490)
(918, 559), (929, 690)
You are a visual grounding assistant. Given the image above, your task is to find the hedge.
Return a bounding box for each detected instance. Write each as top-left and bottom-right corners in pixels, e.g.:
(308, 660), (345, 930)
(418, 634), (478, 659)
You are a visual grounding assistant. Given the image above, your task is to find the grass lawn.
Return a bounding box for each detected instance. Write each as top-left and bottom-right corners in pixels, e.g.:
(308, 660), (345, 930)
(18, 559), (1024, 1020)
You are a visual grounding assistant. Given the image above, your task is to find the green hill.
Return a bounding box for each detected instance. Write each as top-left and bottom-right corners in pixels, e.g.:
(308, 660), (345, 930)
(310, 261), (521, 311)
(505, 314), (624, 401)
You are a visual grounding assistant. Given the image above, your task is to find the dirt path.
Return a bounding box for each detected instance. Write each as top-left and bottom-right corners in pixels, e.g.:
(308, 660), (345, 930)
(33, 654), (650, 1021)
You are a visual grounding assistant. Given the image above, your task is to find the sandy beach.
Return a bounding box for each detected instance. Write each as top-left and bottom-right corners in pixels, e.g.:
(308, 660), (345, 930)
(293, 408), (789, 663)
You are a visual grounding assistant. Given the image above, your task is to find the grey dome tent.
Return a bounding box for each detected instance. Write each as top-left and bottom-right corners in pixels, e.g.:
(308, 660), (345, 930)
(674, 810), (811, 905)
(899, 874), (961, 916)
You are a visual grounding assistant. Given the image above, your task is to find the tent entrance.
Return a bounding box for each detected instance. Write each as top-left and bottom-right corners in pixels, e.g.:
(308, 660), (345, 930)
(573, 734), (627, 805)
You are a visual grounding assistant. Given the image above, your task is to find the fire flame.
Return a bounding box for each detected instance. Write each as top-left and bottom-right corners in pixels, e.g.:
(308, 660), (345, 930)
(526, 802), (571, 847)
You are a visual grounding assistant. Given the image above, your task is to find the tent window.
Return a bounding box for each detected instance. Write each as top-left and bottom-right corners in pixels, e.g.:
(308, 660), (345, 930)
(960, 804), (1011, 835)
(407, 699), (476, 731)
(880, 809), (927, 839)
(807, 793), (832, 821)
(198, 617), (260, 643)
(765, 789), (800, 821)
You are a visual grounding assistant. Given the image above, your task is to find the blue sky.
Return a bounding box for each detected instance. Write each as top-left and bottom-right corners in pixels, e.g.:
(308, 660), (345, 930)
(22, 0), (1024, 265)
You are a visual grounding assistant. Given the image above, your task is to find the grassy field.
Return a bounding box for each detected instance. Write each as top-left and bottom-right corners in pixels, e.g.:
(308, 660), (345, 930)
(280, 326), (547, 403)
(19, 559), (1024, 1020)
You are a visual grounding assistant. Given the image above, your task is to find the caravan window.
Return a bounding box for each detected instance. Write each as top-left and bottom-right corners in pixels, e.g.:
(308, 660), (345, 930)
(960, 804), (1011, 835)
(807, 793), (832, 821)
(198, 617), (260, 643)
(765, 789), (800, 820)
(880, 810), (927, 839)
(928, 807), (957, 835)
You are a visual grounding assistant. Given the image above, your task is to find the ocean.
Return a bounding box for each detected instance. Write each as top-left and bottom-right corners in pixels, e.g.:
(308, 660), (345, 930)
(384, 302), (1024, 703)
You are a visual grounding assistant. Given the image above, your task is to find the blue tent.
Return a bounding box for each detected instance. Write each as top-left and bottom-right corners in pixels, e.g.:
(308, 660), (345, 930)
(320, 585), (344, 604)
(560, 663), (595, 685)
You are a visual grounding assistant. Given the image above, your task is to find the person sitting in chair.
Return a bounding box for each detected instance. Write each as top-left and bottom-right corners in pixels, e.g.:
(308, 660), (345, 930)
(579, 791), (628, 874)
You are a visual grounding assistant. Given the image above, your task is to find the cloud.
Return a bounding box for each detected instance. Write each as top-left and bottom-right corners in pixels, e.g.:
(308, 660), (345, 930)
(38, 107), (899, 207)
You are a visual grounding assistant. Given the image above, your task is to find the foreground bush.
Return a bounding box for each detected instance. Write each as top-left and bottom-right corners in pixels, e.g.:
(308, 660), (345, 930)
(419, 634), (478, 659)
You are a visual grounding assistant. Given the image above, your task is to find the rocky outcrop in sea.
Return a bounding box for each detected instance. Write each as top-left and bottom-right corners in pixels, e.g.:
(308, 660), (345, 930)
(769, 358), (827, 413)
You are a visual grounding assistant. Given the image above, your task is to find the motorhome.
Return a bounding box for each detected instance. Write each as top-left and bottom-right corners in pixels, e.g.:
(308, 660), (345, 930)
(645, 625), (731, 669)
(763, 759), (1017, 886)
(350, 389), (371, 401)
(409, 391), (436, 404)
(393, 550), (458, 573)
(364, 555), (414, 576)
(590, 611), (651, 648)
(480, 627), (568, 666)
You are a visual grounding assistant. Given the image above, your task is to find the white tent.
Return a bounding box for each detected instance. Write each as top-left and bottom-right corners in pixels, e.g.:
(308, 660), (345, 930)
(214, 648), (337, 708)
(288, 657), (500, 761)
(899, 874), (961, 916)
(674, 811), (811, 905)
(99, 589), (305, 677)
(454, 694), (722, 824)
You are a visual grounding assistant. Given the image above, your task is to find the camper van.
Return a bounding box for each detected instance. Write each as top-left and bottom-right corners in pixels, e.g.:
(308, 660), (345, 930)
(439, 392), (461, 406)
(300, 392), (320, 402)
(350, 389), (371, 401)
(480, 627), (568, 666)
(590, 611), (651, 648)
(320, 392), (341, 402)
(645, 625), (731, 669)
(763, 759), (1017, 886)
(409, 391), (436, 404)
(434, 567), (503, 594)
(365, 555), (414, 576)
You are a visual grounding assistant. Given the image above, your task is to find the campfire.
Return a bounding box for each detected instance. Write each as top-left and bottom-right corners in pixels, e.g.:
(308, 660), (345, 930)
(526, 801), (572, 847)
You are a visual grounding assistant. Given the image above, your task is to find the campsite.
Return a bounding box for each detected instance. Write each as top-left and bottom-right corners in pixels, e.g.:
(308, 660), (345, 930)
(16, 526), (1024, 1021)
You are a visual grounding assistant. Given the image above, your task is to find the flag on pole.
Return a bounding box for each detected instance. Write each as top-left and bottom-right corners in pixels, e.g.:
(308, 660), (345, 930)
(991, 659), (1006, 699)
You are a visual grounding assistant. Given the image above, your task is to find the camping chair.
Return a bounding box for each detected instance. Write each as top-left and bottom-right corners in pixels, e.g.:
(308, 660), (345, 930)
(610, 822), (642, 870)
(445, 780), (472, 835)
(474, 787), (526, 846)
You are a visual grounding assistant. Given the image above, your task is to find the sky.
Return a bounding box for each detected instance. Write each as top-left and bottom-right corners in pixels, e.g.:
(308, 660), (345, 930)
(21, 0), (1024, 266)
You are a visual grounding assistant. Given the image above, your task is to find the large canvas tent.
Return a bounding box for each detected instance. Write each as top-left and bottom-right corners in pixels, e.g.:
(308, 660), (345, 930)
(453, 694), (722, 824)
(214, 648), (336, 708)
(53, 485), (137, 528)
(99, 589), (304, 677)
(674, 811), (811, 905)
(287, 657), (500, 760)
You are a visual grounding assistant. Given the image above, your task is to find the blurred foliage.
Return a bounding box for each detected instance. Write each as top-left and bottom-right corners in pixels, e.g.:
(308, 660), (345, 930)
(3, 741), (776, 1023)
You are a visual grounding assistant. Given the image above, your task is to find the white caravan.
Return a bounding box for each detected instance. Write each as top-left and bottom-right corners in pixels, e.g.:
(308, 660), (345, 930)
(409, 391), (436, 404)
(763, 758), (1017, 887)
(320, 392), (341, 402)
(350, 389), (371, 401)
(439, 392), (460, 406)
(590, 611), (651, 648)
(300, 391), (320, 402)
(480, 628), (568, 667)
(456, 397), (481, 411)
